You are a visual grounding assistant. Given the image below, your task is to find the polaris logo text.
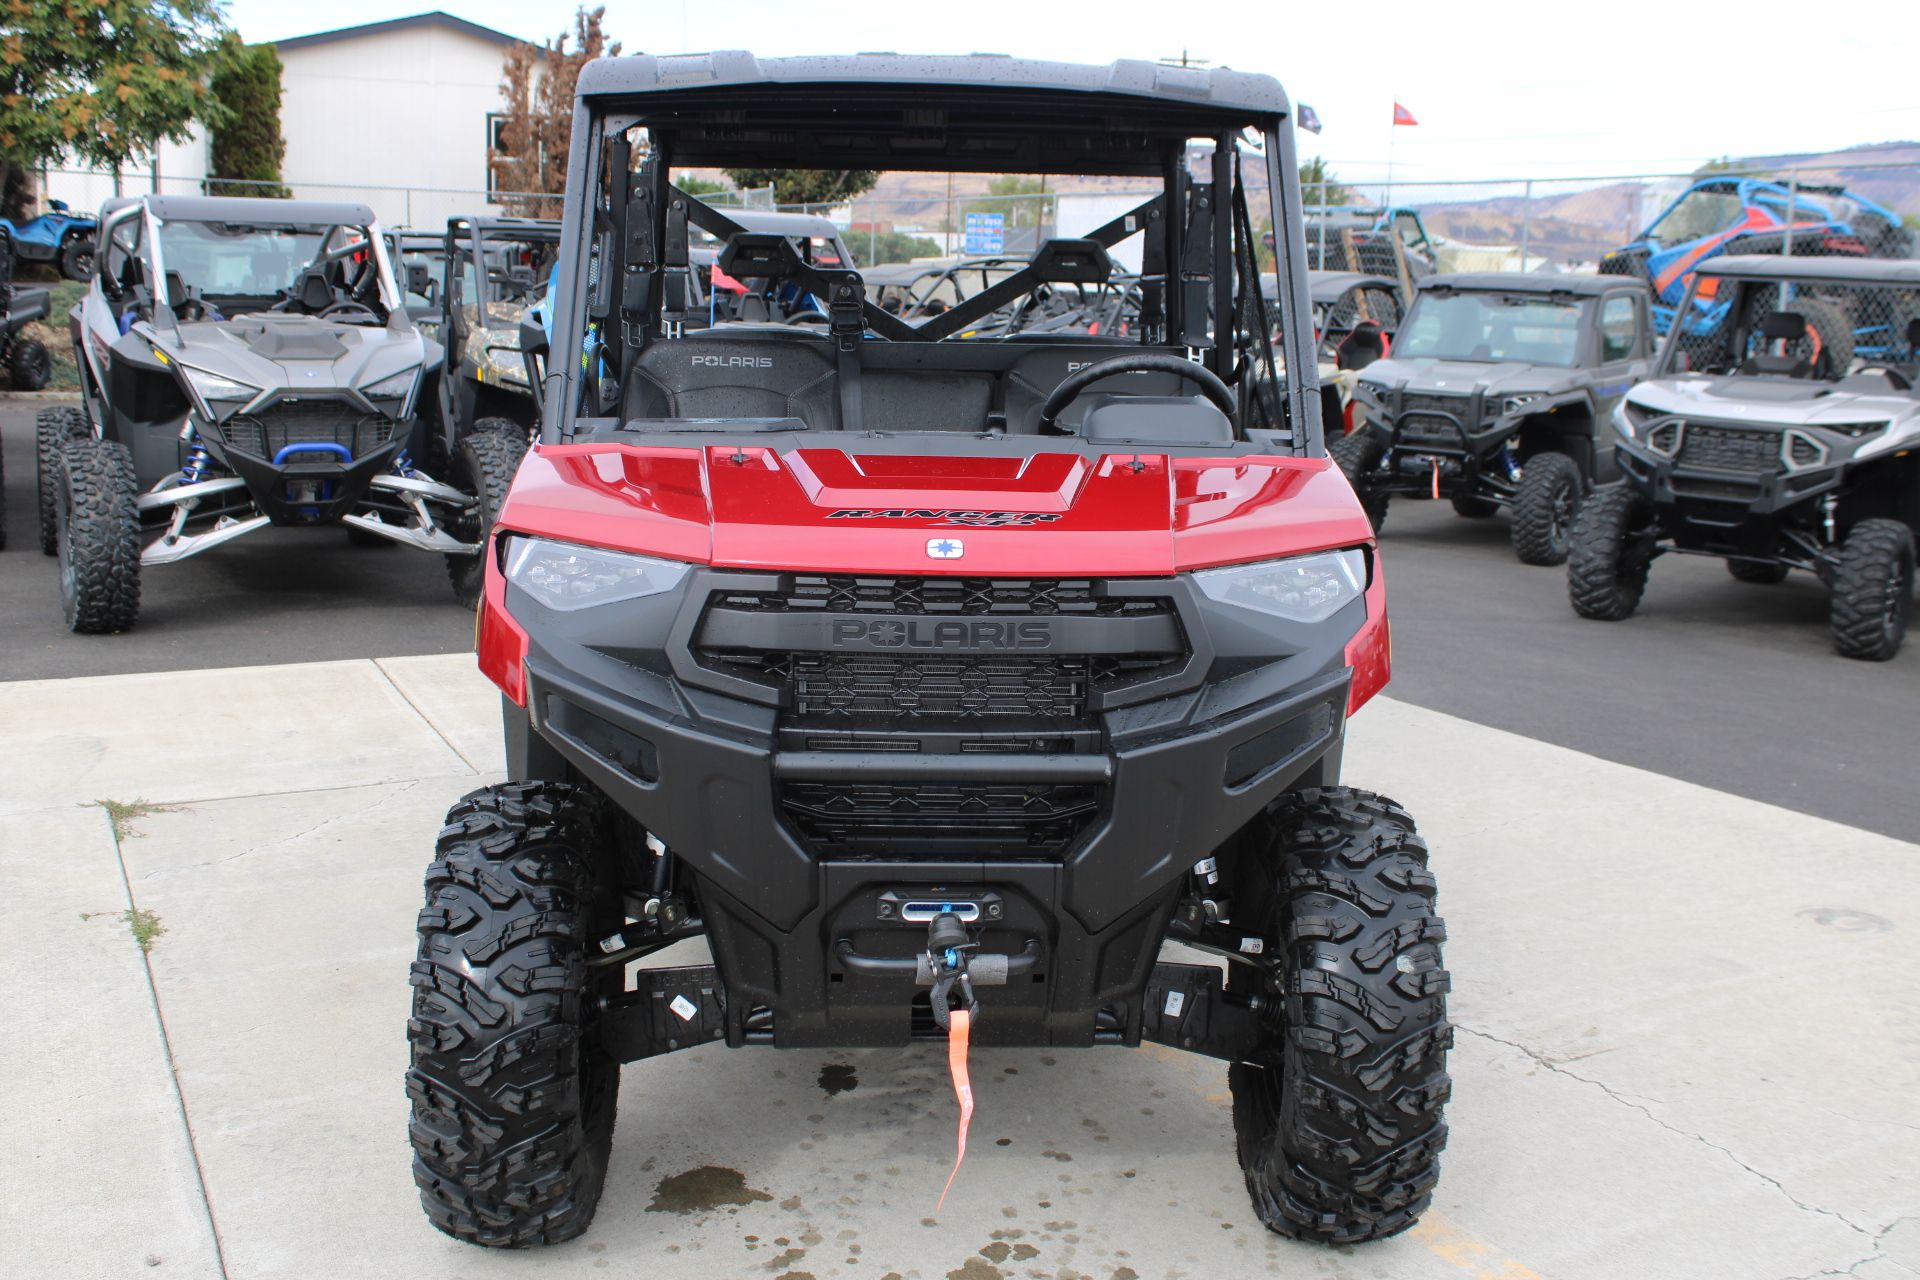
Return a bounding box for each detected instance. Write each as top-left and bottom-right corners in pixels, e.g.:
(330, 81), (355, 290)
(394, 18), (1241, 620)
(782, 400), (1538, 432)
(827, 509), (1064, 527)
(830, 619), (1053, 650)
(691, 355), (774, 368)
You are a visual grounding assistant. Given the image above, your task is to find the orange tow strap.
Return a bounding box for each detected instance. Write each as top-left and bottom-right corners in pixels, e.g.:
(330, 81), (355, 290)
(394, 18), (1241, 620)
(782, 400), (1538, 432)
(1430, 456), (1441, 500)
(935, 1007), (974, 1212)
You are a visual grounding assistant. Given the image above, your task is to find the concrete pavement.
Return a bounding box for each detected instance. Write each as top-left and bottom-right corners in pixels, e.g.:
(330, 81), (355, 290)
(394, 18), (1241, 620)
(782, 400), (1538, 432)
(2, 654), (1914, 1279)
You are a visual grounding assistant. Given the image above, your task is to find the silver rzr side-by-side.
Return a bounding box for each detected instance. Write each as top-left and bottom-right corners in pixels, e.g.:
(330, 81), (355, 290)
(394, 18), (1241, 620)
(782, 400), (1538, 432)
(42, 193), (528, 632)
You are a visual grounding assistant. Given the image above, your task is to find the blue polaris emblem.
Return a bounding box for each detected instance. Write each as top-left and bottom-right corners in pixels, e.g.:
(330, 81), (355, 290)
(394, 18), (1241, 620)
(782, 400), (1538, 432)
(926, 537), (965, 560)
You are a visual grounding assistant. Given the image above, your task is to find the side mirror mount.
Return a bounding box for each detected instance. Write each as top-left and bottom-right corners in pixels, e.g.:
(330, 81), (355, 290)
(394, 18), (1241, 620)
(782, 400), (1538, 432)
(406, 263), (431, 296)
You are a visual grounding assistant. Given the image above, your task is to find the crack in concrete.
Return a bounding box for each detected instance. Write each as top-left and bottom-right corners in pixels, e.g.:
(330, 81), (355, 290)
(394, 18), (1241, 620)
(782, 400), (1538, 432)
(1457, 1024), (1876, 1243)
(103, 806), (232, 1279)
(194, 780), (421, 868)
(1778, 1216), (1919, 1280)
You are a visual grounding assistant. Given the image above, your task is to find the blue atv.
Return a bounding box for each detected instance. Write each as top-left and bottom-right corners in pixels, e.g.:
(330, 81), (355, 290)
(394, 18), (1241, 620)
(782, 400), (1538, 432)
(1599, 178), (1914, 362)
(0, 198), (96, 281)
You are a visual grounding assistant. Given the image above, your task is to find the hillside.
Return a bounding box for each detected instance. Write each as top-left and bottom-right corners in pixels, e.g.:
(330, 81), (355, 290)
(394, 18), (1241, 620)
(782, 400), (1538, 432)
(1413, 142), (1920, 267)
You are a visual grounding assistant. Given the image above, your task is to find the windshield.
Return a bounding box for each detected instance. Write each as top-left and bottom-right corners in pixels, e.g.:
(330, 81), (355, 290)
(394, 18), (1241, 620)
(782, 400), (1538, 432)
(157, 222), (330, 297)
(152, 217), (396, 319)
(472, 236), (560, 328)
(1395, 291), (1585, 365)
(1644, 189), (1742, 246)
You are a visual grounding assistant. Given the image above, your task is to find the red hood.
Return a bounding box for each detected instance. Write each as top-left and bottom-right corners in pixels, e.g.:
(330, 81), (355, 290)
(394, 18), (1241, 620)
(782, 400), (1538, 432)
(497, 442), (1374, 575)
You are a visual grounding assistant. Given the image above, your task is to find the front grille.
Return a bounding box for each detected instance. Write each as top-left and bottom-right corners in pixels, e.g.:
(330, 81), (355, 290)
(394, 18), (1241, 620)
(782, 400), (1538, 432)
(1401, 392), (1471, 419)
(214, 400), (398, 461)
(716, 575), (1168, 617)
(1676, 424), (1782, 475)
(788, 653), (1091, 720)
(780, 780), (1103, 857)
(700, 572), (1184, 859)
(1398, 392), (1472, 447)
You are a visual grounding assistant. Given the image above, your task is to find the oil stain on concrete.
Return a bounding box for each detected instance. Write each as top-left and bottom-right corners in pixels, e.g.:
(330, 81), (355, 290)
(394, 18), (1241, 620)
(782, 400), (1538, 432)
(646, 1165), (773, 1214)
(817, 1062), (859, 1096)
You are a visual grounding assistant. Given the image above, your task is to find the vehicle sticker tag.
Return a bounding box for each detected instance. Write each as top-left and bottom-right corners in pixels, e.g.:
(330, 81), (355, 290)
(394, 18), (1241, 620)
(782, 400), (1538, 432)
(668, 994), (699, 1022)
(1163, 990), (1186, 1017)
(1239, 937), (1265, 955)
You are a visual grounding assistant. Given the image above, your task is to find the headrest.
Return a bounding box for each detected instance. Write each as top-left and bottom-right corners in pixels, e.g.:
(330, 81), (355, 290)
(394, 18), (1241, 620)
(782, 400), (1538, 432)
(297, 268), (334, 311)
(164, 271), (188, 310)
(1760, 311), (1807, 342)
(718, 232), (805, 280)
(1028, 238), (1114, 285)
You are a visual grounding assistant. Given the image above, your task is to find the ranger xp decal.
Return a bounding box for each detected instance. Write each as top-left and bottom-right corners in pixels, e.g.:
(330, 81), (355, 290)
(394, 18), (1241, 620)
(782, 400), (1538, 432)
(827, 509), (1064, 527)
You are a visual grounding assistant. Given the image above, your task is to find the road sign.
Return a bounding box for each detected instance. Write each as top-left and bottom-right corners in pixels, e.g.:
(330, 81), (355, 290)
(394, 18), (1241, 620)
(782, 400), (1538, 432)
(963, 211), (1005, 255)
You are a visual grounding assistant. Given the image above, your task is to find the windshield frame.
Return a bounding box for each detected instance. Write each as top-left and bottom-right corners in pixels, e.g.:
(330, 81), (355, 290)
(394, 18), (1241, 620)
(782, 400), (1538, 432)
(545, 90), (1316, 453)
(142, 203), (403, 327)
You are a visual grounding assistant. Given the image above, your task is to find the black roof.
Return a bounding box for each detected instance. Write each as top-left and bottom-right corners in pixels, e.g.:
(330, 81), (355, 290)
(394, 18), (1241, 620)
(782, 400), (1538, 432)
(1419, 272), (1645, 298)
(1698, 254), (1920, 286)
(114, 194), (379, 227)
(574, 53), (1292, 177)
(578, 52), (1288, 112)
(273, 11), (518, 52)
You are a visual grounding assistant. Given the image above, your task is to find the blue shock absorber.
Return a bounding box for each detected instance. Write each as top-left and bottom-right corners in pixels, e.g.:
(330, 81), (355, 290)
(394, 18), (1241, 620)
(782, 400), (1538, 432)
(180, 430), (211, 485)
(391, 446), (418, 478)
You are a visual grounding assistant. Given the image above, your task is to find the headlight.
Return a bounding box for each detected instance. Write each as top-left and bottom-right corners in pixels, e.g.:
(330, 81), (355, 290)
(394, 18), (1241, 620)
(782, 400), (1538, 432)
(482, 343), (530, 387)
(179, 364), (257, 405)
(1501, 394), (1541, 416)
(1195, 549), (1367, 624)
(1354, 379), (1388, 400)
(503, 537), (689, 611)
(362, 366), (421, 402)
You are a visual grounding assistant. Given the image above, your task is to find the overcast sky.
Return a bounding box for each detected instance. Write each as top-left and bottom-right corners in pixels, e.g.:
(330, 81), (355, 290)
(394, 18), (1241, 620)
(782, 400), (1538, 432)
(228, 0), (1920, 192)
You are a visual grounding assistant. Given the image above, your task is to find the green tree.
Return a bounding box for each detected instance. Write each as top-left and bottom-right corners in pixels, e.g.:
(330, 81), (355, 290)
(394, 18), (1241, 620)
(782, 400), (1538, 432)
(206, 35), (286, 197)
(677, 175), (727, 198)
(0, 0), (229, 210)
(972, 174), (1051, 229)
(849, 228), (941, 267)
(721, 168), (879, 208)
(1299, 156), (1352, 206)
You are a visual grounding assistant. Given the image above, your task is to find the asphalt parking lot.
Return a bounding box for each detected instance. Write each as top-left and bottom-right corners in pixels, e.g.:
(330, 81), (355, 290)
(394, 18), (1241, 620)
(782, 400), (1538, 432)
(5, 400), (1914, 840)
(2, 398), (1917, 1279)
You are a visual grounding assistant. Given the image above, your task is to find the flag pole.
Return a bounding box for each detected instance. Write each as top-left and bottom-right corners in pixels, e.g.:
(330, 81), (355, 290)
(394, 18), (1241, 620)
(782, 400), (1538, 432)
(1385, 96), (1397, 206)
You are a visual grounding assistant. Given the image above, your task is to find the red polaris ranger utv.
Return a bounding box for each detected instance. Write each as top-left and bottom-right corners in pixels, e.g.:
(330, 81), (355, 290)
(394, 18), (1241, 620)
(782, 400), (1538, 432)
(407, 52), (1449, 1250)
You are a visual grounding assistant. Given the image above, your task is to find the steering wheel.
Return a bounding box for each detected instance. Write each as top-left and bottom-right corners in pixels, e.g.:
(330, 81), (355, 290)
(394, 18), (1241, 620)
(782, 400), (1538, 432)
(319, 301), (380, 323)
(1036, 353), (1237, 432)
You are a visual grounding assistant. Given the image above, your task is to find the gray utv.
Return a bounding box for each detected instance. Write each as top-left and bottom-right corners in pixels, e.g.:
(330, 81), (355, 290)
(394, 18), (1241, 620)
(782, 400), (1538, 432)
(1570, 255), (1920, 660)
(38, 194), (523, 632)
(1333, 273), (1652, 564)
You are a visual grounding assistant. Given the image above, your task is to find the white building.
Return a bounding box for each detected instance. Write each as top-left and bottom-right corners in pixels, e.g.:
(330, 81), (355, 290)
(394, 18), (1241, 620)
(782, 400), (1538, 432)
(46, 11), (524, 231)
(272, 12), (520, 228)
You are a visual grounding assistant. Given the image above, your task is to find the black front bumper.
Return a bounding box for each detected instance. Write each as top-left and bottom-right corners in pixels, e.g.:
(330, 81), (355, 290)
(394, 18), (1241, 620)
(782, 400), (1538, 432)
(1616, 438), (1839, 556)
(507, 565), (1363, 1049)
(200, 399), (416, 524)
(1366, 402), (1518, 503)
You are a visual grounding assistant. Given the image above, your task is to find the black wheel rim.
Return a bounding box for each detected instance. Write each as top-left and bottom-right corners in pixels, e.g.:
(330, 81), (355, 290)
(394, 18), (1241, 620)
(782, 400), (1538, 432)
(1550, 480), (1576, 551)
(1885, 557), (1914, 644)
